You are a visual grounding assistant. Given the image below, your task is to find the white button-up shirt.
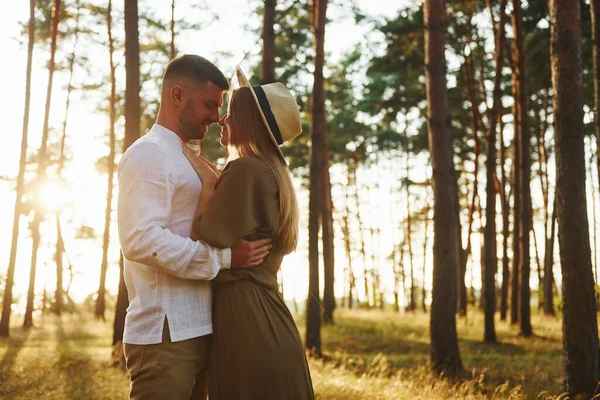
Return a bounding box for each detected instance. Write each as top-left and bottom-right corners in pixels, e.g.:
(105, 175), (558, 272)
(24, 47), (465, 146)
(117, 123), (231, 345)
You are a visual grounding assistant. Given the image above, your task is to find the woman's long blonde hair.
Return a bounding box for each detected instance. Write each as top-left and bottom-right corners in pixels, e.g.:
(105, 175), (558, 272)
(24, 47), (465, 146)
(227, 87), (299, 254)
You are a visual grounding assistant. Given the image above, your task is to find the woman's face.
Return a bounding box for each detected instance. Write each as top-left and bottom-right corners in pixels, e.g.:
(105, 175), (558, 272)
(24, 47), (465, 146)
(218, 114), (230, 148)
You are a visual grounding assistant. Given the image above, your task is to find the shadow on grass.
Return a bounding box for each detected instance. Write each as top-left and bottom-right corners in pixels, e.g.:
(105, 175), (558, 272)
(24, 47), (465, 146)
(0, 327), (32, 379)
(55, 318), (101, 400)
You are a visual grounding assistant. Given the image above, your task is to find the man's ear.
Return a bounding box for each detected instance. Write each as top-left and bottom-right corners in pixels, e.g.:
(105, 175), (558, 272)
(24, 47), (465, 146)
(170, 85), (184, 106)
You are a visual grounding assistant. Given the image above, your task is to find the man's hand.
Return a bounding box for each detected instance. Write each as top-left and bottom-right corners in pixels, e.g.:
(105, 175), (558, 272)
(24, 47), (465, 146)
(231, 238), (272, 269)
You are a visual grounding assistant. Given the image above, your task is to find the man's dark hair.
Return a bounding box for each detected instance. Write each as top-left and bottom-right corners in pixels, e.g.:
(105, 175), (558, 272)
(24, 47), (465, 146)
(163, 54), (229, 90)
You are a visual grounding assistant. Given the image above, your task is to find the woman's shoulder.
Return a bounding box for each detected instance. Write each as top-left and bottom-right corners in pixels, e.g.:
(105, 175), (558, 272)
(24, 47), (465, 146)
(224, 156), (274, 180)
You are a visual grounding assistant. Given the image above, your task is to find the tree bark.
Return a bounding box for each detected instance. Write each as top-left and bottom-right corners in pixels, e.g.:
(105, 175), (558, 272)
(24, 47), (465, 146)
(422, 204), (430, 313)
(24, 0), (62, 329)
(499, 105), (510, 320)
(96, 0), (117, 320)
(261, 0), (276, 84)
(459, 16), (481, 317)
(592, 0), (600, 236)
(509, 4), (521, 328)
(483, 0), (506, 344)
(543, 194), (556, 316)
(305, 0), (327, 357)
(170, 0), (176, 59)
(322, 148), (335, 322)
(551, 0), (600, 394)
(113, 0), (141, 366)
(0, 0), (35, 336)
(424, 0), (463, 378)
(512, 0), (532, 337)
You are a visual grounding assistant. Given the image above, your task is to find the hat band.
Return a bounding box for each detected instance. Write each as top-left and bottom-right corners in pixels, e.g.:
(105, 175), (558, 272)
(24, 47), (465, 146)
(253, 85), (284, 145)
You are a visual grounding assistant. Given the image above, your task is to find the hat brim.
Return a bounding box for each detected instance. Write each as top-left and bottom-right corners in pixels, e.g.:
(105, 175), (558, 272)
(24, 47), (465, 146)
(235, 66), (287, 163)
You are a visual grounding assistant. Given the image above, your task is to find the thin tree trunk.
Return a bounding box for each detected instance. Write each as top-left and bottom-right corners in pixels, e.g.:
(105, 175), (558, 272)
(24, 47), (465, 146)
(261, 0), (276, 84)
(111, 253), (127, 369)
(591, 0), (600, 260)
(513, 0), (532, 337)
(53, 0), (80, 317)
(499, 103), (510, 320)
(0, 0), (35, 336)
(113, 0), (141, 367)
(342, 163), (358, 308)
(24, 0), (62, 329)
(551, 0), (600, 394)
(353, 161), (370, 308)
(510, 16), (522, 328)
(170, 0), (176, 59)
(425, 0), (463, 378)
(405, 153), (415, 311)
(96, 0), (117, 320)
(543, 194), (556, 316)
(590, 137), (600, 309)
(483, 0), (506, 344)
(342, 166), (353, 309)
(322, 148), (335, 322)
(422, 203), (430, 313)
(459, 16), (481, 317)
(531, 226), (543, 311)
(305, 0), (327, 357)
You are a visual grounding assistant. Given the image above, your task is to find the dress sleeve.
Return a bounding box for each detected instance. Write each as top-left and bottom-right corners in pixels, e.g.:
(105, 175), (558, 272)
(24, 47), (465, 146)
(193, 158), (278, 248)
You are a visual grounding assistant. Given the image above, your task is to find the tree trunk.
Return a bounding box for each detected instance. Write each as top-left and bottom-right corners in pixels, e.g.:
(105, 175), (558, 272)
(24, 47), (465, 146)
(342, 163), (358, 308)
(422, 204), (430, 313)
(261, 0), (276, 84)
(113, 0), (141, 366)
(53, 1), (80, 317)
(170, 0), (176, 59)
(513, 0), (532, 337)
(509, 14), (521, 328)
(499, 105), (510, 320)
(405, 152), (416, 312)
(531, 226), (543, 311)
(322, 150), (335, 323)
(543, 194), (556, 316)
(592, 0), (600, 245)
(424, 0), (463, 378)
(0, 0), (35, 336)
(592, 0), (600, 309)
(459, 16), (481, 317)
(483, 0), (506, 344)
(352, 161), (370, 308)
(96, 0), (117, 320)
(24, 0), (62, 329)
(305, 0), (327, 357)
(551, 0), (600, 394)
(111, 253), (127, 369)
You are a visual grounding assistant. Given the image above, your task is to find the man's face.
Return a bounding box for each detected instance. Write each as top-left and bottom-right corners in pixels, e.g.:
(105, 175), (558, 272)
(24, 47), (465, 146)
(218, 114), (229, 148)
(177, 81), (224, 141)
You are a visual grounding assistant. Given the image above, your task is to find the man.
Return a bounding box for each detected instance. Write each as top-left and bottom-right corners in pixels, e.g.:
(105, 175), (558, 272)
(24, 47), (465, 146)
(117, 55), (272, 400)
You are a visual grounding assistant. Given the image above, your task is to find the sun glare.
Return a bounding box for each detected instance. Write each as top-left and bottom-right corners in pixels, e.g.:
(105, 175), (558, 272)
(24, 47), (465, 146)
(37, 180), (71, 213)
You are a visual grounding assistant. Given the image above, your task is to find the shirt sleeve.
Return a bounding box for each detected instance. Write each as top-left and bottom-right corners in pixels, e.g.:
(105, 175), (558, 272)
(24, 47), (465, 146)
(193, 158), (278, 248)
(117, 141), (230, 281)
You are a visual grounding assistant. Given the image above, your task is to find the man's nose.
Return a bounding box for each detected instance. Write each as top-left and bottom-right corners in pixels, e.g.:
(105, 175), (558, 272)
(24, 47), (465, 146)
(211, 109), (220, 122)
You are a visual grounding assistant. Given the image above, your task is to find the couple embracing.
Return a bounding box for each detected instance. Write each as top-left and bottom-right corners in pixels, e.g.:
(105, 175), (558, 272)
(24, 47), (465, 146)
(117, 54), (314, 400)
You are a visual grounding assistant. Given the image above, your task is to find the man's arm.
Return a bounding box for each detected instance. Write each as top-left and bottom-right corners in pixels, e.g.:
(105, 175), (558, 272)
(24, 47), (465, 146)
(117, 142), (229, 280)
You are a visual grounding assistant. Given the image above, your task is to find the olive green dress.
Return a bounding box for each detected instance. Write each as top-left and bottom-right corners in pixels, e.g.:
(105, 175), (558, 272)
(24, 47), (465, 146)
(193, 156), (314, 400)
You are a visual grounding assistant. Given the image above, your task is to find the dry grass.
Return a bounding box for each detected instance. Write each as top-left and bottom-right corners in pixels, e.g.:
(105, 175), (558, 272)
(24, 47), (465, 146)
(0, 309), (571, 399)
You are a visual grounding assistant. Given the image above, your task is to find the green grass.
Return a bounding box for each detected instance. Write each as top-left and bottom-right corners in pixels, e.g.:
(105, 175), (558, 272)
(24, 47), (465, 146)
(0, 309), (570, 399)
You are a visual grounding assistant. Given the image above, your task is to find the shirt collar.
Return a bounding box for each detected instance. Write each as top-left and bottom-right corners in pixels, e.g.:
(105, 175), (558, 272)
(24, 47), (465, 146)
(152, 123), (185, 144)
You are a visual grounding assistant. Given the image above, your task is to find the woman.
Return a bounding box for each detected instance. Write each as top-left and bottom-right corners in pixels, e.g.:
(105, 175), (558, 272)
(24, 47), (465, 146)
(182, 67), (314, 400)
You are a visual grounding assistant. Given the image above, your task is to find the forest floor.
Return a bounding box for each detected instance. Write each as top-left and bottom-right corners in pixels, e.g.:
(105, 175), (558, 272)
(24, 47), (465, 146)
(0, 308), (568, 399)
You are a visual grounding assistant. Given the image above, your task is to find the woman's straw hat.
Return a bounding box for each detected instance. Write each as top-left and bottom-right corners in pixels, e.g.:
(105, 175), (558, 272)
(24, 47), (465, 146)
(235, 66), (302, 162)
